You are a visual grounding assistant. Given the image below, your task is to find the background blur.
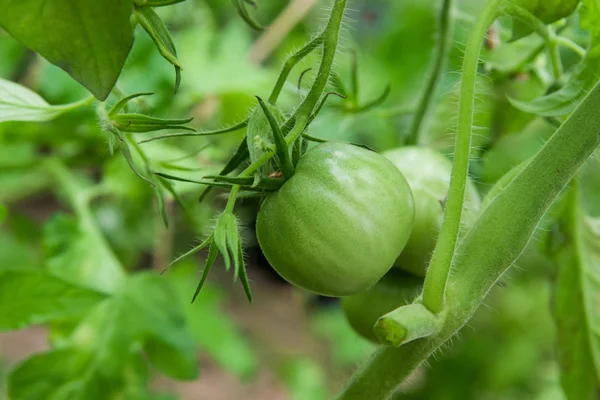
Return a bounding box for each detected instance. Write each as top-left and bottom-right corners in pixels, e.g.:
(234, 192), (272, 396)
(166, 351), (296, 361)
(0, 0), (585, 398)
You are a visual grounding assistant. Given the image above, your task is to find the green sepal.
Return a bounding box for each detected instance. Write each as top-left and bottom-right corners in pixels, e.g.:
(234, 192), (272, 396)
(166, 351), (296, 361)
(234, 0), (264, 30)
(156, 175), (187, 212)
(212, 212), (253, 302)
(214, 213), (234, 271)
(112, 113), (194, 133)
(329, 71), (348, 97)
(204, 175), (255, 186)
(346, 84), (391, 114)
(144, 0), (187, 7)
(246, 102), (285, 187)
(256, 96), (295, 179)
(135, 6), (182, 93)
(163, 234), (213, 275)
(154, 172), (236, 189)
(109, 127), (156, 187)
(191, 241), (218, 303)
(108, 92), (154, 117)
(139, 119), (248, 144)
(302, 133), (375, 152)
(198, 138), (250, 203)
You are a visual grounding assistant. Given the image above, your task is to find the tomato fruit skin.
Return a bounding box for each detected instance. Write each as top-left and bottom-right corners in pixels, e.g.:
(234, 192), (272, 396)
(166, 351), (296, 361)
(256, 142), (415, 297)
(341, 269), (423, 343)
(383, 146), (481, 277)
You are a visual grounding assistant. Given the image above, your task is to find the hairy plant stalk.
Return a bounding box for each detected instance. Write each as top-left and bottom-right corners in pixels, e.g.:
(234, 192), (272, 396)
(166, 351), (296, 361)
(336, 0), (600, 396)
(422, 0), (504, 314)
(226, 0), (347, 205)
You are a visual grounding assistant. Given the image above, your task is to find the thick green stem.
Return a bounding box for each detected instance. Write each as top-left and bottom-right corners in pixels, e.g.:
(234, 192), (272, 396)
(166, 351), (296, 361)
(422, 0), (504, 314)
(405, 0), (454, 145)
(54, 95), (96, 113)
(374, 304), (442, 347)
(337, 78), (600, 400)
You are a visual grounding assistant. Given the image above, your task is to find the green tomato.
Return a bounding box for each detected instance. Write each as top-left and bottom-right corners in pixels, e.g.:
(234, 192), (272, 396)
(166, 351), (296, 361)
(341, 269), (423, 343)
(515, 0), (579, 23)
(382, 146), (481, 277)
(256, 142), (415, 297)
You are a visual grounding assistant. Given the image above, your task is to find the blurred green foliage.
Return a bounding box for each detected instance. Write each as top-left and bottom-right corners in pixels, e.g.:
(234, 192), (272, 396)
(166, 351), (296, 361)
(1, 0), (596, 399)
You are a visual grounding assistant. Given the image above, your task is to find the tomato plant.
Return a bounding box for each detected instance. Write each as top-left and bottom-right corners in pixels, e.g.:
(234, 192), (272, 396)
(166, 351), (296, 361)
(1, 0), (600, 399)
(257, 142), (415, 297)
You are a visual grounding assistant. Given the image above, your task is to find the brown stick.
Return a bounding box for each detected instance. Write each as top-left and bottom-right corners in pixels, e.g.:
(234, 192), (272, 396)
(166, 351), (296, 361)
(249, 0), (319, 64)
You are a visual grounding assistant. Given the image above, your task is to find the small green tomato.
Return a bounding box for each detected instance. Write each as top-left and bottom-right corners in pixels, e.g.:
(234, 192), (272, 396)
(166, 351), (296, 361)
(383, 146), (481, 277)
(256, 142), (415, 297)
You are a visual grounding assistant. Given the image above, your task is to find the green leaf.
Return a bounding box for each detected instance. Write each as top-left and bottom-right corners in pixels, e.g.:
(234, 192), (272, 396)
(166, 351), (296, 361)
(9, 348), (150, 400)
(0, 269), (105, 331)
(0, 78), (89, 122)
(167, 269), (258, 379)
(246, 103), (285, 185)
(553, 185), (600, 399)
(8, 274), (198, 400)
(211, 212), (252, 301)
(509, 37), (600, 117)
(581, 0), (600, 37)
(43, 213), (126, 294)
(277, 358), (328, 400)
(0, 0), (134, 100)
(112, 113), (194, 133)
(108, 92), (154, 117)
(510, 0), (580, 40)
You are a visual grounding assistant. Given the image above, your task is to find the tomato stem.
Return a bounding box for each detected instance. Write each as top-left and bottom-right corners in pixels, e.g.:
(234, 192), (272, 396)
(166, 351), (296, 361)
(223, 0), (347, 210)
(405, 0), (454, 146)
(422, 0), (505, 315)
(268, 35), (323, 104)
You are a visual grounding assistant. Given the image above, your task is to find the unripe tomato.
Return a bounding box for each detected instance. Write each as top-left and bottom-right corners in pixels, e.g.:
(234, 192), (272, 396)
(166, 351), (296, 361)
(256, 142), (415, 297)
(382, 147), (481, 277)
(515, 0), (579, 24)
(341, 269), (423, 343)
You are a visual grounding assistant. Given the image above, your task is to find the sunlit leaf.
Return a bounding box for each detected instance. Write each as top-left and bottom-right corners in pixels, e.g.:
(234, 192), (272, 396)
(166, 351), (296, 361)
(43, 213), (126, 294)
(0, 269), (105, 331)
(0, 78), (88, 122)
(8, 274), (199, 400)
(0, 0), (134, 100)
(509, 32), (600, 117)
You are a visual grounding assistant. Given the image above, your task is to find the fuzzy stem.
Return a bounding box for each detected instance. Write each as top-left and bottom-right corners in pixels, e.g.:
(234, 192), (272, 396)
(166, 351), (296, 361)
(337, 74), (600, 400)
(422, 0), (504, 314)
(224, 0), (346, 209)
(405, 0), (454, 145)
(292, 0), (347, 122)
(268, 35), (323, 104)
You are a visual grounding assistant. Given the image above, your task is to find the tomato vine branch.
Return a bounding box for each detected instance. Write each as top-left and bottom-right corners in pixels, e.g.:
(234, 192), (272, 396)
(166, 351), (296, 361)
(405, 0), (454, 145)
(422, 0), (505, 314)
